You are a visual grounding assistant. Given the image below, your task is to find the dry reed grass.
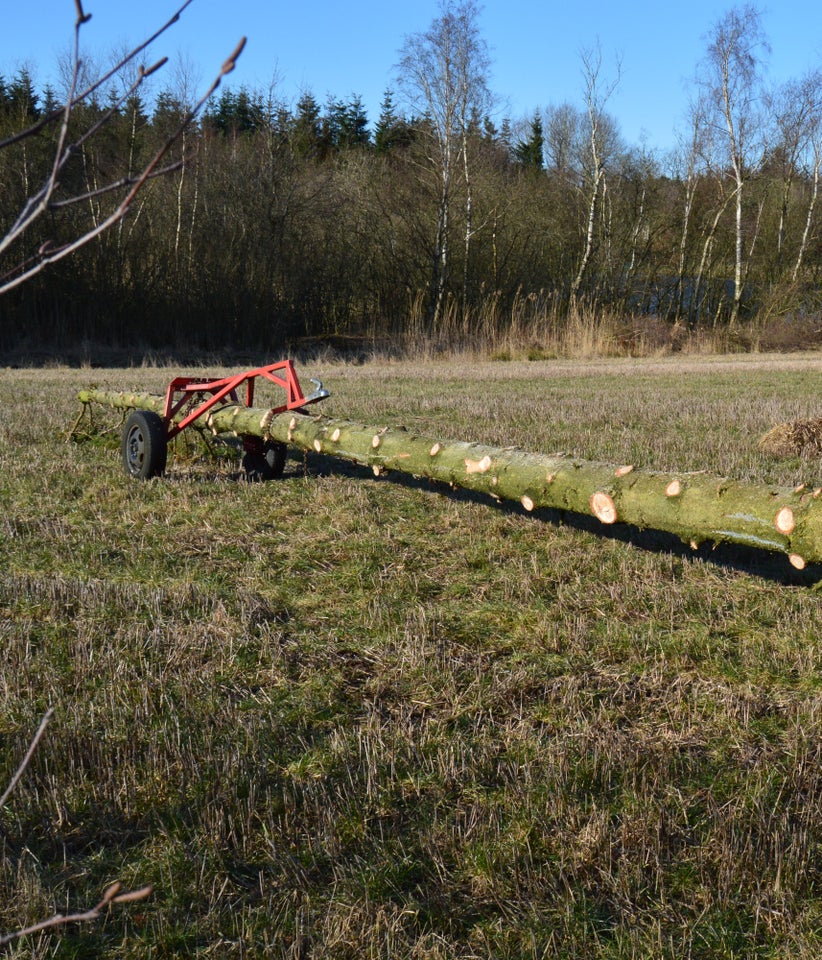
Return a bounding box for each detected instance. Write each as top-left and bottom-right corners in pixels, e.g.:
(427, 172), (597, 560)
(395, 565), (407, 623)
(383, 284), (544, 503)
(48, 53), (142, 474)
(365, 291), (822, 364)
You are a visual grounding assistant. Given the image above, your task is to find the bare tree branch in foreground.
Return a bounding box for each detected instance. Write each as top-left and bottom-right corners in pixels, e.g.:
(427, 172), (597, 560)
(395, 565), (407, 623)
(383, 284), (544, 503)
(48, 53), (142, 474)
(0, 709), (153, 948)
(0, 881), (153, 949)
(0, 0), (246, 294)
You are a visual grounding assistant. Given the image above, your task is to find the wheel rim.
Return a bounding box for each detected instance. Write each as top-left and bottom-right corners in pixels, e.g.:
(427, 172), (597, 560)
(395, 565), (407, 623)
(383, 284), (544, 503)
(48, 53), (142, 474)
(126, 423), (146, 474)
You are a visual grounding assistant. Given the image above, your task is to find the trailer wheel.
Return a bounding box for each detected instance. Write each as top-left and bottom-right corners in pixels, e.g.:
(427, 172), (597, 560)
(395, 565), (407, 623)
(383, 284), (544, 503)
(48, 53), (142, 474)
(242, 441), (287, 481)
(122, 411), (168, 479)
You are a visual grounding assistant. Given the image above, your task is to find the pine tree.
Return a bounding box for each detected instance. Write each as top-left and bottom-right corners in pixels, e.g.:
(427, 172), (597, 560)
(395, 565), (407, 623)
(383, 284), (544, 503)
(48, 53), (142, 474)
(499, 117), (512, 149)
(514, 113), (544, 169)
(7, 69), (40, 124)
(291, 91), (326, 158)
(208, 89), (264, 136)
(325, 95), (370, 150)
(153, 90), (187, 137)
(233, 88), (264, 134)
(374, 89), (412, 154)
(41, 85), (60, 116)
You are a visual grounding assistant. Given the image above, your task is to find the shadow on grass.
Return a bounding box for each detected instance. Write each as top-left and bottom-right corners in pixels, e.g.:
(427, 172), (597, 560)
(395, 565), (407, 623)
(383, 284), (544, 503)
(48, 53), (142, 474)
(290, 451), (822, 588)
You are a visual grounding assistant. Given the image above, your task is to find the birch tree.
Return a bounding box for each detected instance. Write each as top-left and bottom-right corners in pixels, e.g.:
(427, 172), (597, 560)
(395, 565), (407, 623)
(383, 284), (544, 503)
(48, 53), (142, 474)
(700, 4), (769, 325)
(670, 94), (711, 322)
(397, 0), (492, 330)
(793, 83), (822, 283)
(570, 44), (621, 305)
(770, 70), (822, 283)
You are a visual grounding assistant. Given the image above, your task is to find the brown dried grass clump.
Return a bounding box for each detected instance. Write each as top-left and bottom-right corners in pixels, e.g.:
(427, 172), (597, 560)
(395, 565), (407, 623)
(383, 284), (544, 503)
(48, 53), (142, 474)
(758, 417), (822, 457)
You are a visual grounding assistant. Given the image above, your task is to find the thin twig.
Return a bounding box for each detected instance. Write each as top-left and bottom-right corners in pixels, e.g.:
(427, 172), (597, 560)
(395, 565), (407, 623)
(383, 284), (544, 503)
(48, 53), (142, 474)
(0, 0), (196, 150)
(0, 713), (154, 948)
(0, 708), (54, 810)
(0, 1), (246, 295)
(42, 161), (184, 210)
(0, 883), (153, 948)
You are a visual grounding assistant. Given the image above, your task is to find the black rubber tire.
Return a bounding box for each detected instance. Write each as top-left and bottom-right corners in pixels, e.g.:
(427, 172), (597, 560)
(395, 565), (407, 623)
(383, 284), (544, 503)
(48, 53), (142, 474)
(122, 410), (168, 479)
(242, 441), (287, 481)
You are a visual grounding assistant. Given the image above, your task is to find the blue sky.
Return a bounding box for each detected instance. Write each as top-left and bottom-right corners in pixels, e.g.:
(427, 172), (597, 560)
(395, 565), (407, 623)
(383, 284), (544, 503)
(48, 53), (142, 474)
(3, 0), (822, 154)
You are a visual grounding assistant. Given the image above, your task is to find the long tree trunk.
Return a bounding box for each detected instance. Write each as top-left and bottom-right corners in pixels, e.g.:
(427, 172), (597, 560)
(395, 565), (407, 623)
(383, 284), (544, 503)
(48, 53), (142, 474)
(676, 179), (695, 321)
(78, 387), (822, 568)
(793, 151), (821, 283)
(730, 170), (744, 326)
(571, 167), (603, 303)
(694, 186), (737, 327)
(461, 131), (473, 312)
(431, 171), (450, 332)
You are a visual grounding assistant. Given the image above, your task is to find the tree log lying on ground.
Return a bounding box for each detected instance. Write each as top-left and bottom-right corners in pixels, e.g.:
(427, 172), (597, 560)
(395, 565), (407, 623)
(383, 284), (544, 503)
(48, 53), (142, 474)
(78, 388), (822, 568)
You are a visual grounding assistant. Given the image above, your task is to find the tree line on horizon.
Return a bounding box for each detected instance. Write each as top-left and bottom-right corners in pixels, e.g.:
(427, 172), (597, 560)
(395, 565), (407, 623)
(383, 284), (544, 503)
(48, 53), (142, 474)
(1, 1), (821, 358)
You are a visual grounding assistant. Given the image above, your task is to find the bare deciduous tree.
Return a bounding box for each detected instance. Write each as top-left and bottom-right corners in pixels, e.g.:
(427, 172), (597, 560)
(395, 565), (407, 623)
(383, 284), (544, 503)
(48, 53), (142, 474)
(0, 0), (245, 296)
(768, 70), (822, 282)
(700, 3), (769, 325)
(570, 44), (621, 304)
(670, 93), (711, 322)
(793, 75), (822, 283)
(544, 102), (583, 181)
(396, 0), (492, 330)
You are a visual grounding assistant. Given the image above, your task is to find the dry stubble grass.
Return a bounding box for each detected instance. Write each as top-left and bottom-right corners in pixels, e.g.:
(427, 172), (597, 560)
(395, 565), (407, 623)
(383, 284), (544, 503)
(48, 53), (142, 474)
(2, 354), (822, 958)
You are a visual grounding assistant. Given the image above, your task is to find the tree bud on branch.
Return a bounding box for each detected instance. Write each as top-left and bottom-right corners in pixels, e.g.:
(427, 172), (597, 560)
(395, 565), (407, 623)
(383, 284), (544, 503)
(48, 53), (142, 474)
(221, 37), (247, 76)
(139, 57), (168, 79)
(73, 0), (91, 25)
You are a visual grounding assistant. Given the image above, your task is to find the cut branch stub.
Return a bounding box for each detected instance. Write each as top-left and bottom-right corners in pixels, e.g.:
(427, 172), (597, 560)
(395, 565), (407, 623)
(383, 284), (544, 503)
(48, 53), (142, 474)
(465, 455), (492, 475)
(775, 506), (795, 535)
(590, 491), (617, 524)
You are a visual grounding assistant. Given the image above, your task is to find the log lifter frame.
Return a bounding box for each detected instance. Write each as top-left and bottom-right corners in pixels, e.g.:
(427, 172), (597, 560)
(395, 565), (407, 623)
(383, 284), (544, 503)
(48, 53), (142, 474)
(162, 360), (328, 440)
(74, 360), (329, 481)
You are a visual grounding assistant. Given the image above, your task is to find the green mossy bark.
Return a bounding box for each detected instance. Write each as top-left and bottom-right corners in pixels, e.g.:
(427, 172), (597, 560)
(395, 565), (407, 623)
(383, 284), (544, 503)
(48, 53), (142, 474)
(78, 388), (822, 565)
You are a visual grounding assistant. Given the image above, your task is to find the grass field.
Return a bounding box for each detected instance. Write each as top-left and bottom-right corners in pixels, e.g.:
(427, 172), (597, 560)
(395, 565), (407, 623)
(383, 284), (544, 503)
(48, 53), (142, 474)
(3, 354), (822, 958)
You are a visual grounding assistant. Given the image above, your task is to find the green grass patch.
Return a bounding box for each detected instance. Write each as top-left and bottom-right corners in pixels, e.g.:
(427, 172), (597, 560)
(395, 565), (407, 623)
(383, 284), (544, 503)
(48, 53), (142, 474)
(2, 355), (822, 957)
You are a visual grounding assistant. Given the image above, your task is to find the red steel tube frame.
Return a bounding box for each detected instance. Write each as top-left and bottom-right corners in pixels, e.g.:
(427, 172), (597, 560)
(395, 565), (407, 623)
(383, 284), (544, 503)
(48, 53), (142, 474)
(162, 360), (314, 440)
